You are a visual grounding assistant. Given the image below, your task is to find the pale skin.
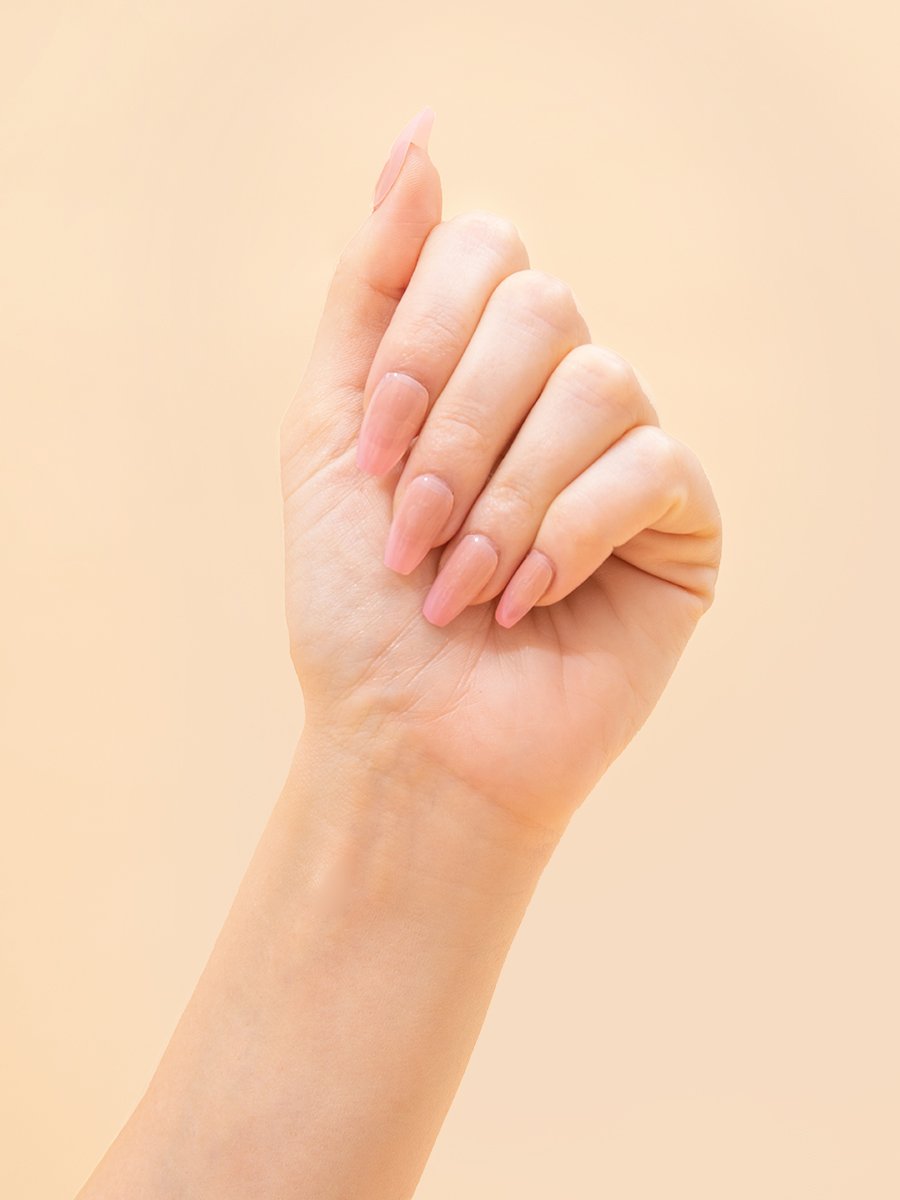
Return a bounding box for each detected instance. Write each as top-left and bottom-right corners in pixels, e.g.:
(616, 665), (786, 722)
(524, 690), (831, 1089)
(76, 107), (721, 1199)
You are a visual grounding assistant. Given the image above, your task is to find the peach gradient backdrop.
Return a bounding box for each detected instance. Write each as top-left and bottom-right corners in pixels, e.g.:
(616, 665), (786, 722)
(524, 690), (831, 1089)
(2, 2), (898, 1196)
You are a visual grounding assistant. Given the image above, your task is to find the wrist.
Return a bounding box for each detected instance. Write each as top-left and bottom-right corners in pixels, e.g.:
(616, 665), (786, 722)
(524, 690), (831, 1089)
(281, 719), (563, 950)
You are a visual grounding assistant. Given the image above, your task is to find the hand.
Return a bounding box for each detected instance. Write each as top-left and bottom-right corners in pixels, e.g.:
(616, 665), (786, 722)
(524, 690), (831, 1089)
(280, 108), (722, 836)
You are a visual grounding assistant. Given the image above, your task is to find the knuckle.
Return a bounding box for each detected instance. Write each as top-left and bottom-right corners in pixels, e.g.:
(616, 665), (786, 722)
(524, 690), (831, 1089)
(483, 471), (538, 520)
(636, 424), (684, 491)
(446, 210), (524, 258)
(542, 500), (592, 559)
(587, 345), (638, 394)
(557, 344), (641, 415)
(402, 300), (469, 354)
(432, 404), (492, 456)
(494, 268), (579, 332)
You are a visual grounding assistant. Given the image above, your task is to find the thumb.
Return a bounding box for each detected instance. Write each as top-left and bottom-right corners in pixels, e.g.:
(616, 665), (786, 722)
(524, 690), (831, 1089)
(287, 106), (442, 462)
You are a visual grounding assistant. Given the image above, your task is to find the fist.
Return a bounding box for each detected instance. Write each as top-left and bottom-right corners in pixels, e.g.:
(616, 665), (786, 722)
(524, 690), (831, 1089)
(280, 109), (722, 835)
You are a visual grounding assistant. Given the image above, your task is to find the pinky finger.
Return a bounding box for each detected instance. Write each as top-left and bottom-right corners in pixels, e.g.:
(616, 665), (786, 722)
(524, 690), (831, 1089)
(494, 424), (721, 627)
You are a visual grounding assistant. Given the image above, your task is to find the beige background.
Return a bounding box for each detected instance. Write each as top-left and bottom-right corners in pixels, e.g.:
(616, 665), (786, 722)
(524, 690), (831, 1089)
(2, 1), (898, 1196)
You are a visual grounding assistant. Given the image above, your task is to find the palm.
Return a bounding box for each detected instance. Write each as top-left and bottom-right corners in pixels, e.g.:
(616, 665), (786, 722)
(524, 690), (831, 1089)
(283, 449), (703, 831)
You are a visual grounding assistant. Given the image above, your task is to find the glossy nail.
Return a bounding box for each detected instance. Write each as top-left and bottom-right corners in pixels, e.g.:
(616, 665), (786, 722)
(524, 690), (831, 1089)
(356, 373), (429, 475)
(422, 534), (499, 627)
(372, 106), (436, 210)
(383, 474), (454, 575)
(494, 549), (554, 628)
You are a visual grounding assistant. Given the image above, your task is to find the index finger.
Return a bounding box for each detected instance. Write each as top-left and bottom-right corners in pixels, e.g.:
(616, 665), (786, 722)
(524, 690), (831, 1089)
(355, 212), (529, 476)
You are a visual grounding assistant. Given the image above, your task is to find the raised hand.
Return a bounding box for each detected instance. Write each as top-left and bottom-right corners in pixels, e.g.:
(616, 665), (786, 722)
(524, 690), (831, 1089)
(280, 107), (722, 836)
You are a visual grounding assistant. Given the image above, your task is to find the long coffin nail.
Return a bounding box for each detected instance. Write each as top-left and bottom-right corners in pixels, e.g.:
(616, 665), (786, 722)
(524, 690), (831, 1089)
(356, 373), (429, 475)
(372, 106), (436, 210)
(383, 474), (454, 575)
(494, 549), (554, 628)
(422, 534), (499, 627)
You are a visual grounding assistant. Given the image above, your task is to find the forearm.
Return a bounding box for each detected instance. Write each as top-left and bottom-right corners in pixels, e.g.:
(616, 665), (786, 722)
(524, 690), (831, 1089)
(76, 726), (562, 1200)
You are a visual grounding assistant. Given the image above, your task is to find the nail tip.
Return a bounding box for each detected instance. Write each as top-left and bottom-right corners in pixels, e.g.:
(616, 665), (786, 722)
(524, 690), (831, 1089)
(372, 106), (436, 210)
(421, 587), (451, 625)
(383, 547), (416, 575)
(422, 604), (449, 627)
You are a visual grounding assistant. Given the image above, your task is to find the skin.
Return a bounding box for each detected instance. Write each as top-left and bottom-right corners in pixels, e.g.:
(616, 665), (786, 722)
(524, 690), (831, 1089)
(76, 123), (721, 1198)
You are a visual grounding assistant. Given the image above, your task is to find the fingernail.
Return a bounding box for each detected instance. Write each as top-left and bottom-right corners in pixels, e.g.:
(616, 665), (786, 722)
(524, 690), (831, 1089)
(372, 106), (436, 211)
(422, 534), (499, 627)
(495, 549), (554, 628)
(356, 373), (430, 475)
(383, 474), (454, 575)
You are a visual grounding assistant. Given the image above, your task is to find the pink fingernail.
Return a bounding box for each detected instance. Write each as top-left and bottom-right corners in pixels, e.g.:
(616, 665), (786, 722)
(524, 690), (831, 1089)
(356, 373), (430, 475)
(372, 106), (436, 210)
(422, 534), (499, 627)
(383, 474), (454, 575)
(495, 549), (554, 628)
